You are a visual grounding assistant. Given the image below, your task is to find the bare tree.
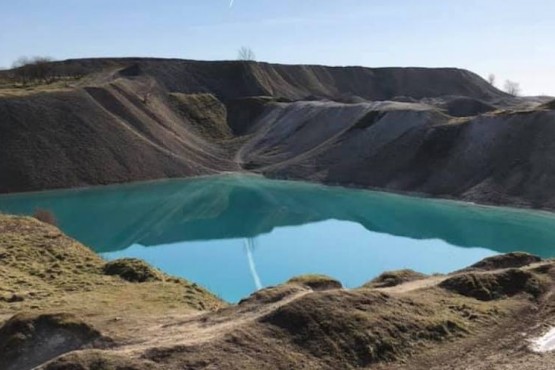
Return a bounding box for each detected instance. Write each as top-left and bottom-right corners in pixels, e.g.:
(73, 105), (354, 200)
(504, 80), (521, 96)
(237, 46), (256, 61)
(11, 56), (55, 85)
(487, 73), (496, 86)
(31, 56), (55, 83)
(11, 56), (32, 84)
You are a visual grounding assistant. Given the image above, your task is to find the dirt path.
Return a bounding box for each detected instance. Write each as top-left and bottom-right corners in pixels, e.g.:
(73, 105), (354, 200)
(378, 261), (553, 294)
(111, 261), (554, 357)
(115, 288), (312, 355)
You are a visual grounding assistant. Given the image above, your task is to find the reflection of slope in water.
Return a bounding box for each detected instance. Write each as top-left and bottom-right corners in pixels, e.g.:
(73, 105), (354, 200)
(2, 175), (555, 257)
(244, 237), (263, 290)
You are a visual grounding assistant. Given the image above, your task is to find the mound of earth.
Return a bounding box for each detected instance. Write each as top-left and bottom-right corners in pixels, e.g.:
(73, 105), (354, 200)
(0, 214), (224, 368)
(439, 268), (549, 301)
(0, 313), (105, 370)
(259, 290), (470, 367)
(441, 96), (496, 117)
(463, 252), (542, 271)
(363, 269), (427, 288)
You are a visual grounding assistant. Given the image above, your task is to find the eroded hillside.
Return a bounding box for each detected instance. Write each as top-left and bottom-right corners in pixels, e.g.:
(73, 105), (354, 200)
(1, 58), (554, 209)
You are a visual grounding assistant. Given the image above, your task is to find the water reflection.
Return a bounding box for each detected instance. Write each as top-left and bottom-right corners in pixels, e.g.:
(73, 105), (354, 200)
(1, 174), (554, 257)
(244, 237), (263, 290)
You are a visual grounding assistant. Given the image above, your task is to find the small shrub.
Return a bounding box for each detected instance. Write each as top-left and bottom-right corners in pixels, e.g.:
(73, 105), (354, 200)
(103, 259), (163, 283)
(287, 274), (342, 291)
(439, 269), (548, 301)
(33, 208), (57, 226)
(363, 269), (427, 289)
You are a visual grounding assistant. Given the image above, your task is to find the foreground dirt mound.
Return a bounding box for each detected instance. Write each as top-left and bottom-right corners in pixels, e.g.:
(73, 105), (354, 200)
(439, 268), (549, 301)
(363, 269), (427, 288)
(464, 252), (542, 271)
(260, 290), (470, 367)
(1, 219), (555, 369)
(42, 351), (153, 370)
(0, 313), (104, 370)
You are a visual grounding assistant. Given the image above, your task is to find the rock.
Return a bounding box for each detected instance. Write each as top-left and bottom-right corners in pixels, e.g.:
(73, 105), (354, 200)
(260, 290), (468, 367)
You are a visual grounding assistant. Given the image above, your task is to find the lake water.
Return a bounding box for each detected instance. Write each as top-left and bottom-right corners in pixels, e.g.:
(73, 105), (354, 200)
(1, 174), (555, 302)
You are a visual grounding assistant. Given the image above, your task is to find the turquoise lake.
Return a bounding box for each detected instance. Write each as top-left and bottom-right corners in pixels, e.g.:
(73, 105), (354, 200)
(1, 174), (555, 302)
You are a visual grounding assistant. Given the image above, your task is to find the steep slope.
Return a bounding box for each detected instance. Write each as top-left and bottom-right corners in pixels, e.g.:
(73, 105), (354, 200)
(0, 75), (238, 193)
(240, 100), (555, 209)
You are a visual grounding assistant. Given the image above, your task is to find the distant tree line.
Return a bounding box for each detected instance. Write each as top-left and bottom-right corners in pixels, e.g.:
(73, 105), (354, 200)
(9, 56), (85, 85)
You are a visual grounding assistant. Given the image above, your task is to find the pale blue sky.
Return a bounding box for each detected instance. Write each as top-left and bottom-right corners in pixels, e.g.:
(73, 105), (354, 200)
(2, 0), (554, 95)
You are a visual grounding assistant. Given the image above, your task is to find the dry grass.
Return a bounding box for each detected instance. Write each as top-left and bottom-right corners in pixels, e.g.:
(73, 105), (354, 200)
(0, 79), (78, 98)
(168, 93), (232, 141)
(0, 214), (225, 315)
